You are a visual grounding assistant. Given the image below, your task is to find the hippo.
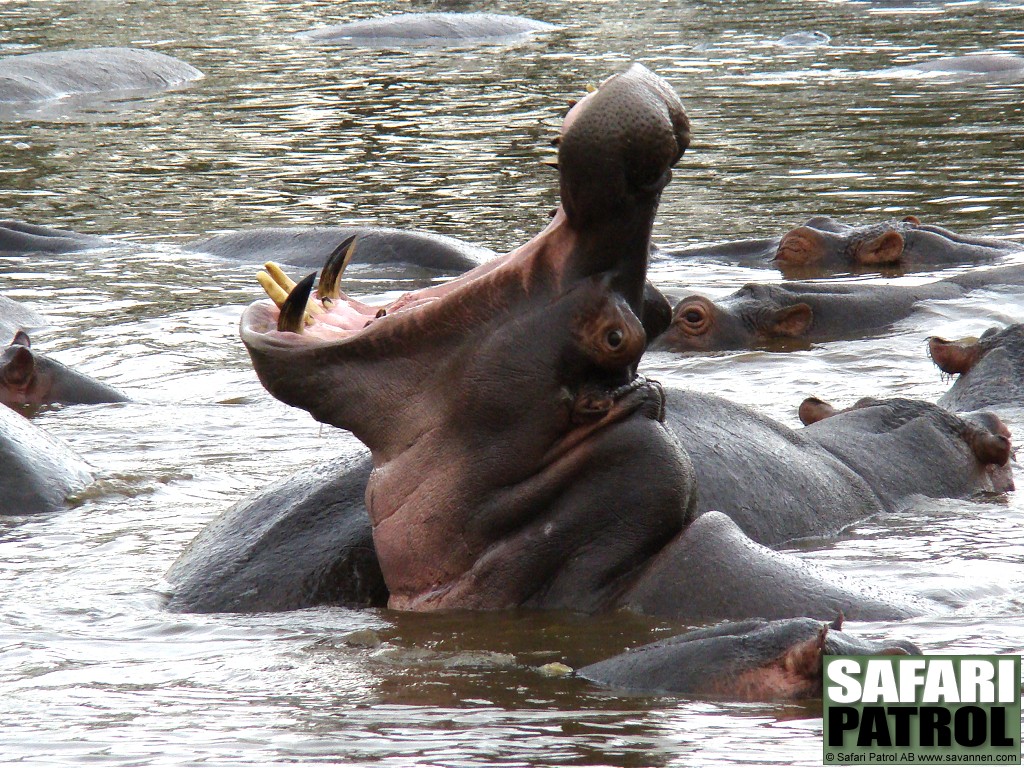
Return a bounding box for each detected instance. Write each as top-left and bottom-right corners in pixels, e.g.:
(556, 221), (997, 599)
(880, 53), (1024, 81)
(185, 225), (493, 272)
(652, 262), (1024, 352)
(0, 403), (92, 515)
(929, 324), (1024, 413)
(233, 64), (924, 623)
(579, 616), (918, 699)
(166, 388), (1011, 613)
(0, 220), (110, 255)
(0, 332), (129, 415)
(0, 295), (46, 342)
(666, 391), (1012, 545)
(0, 47), (202, 103)
(658, 215), (1021, 277)
(165, 453), (386, 613)
(297, 12), (558, 45)
(776, 31), (831, 47)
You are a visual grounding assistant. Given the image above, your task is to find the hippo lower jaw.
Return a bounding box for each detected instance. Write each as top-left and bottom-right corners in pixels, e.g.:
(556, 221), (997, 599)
(241, 65), (696, 614)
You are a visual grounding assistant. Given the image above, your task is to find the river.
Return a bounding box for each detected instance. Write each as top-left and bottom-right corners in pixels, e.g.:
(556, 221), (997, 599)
(1, 1), (1022, 765)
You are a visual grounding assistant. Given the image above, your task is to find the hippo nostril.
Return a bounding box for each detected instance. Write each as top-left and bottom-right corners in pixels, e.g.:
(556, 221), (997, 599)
(607, 329), (623, 348)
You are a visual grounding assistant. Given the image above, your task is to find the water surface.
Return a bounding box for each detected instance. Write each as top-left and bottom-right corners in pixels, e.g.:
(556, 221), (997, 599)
(1, 1), (1022, 766)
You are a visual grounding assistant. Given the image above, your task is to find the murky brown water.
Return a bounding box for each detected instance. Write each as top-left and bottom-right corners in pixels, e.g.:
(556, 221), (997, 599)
(1, 1), (1022, 765)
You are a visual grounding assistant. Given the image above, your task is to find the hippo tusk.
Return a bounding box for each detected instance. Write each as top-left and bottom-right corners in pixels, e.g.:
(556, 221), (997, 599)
(258, 263), (323, 319)
(317, 234), (358, 302)
(256, 269), (290, 307)
(264, 261), (297, 292)
(277, 272), (317, 333)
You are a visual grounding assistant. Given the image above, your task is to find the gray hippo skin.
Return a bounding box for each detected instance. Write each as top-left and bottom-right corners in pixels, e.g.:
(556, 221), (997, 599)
(297, 12), (557, 45)
(235, 65), (922, 622)
(667, 390), (1012, 546)
(166, 386), (1010, 613)
(658, 215), (1021, 277)
(0, 404), (92, 515)
(0, 295), (46, 341)
(929, 324), (1024, 412)
(0, 332), (129, 415)
(652, 261), (1024, 352)
(165, 453), (386, 613)
(579, 616), (918, 700)
(0, 220), (109, 255)
(0, 47), (202, 103)
(881, 53), (1024, 80)
(185, 226), (493, 272)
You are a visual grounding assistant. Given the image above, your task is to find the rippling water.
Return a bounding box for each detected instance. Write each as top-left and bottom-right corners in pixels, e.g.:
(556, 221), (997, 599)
(1, 1), (1023, 766)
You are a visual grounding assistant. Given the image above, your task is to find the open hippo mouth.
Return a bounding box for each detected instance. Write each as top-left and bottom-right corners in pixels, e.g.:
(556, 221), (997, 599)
(240, 219), (669, 441)
(240, 64), (694, 612)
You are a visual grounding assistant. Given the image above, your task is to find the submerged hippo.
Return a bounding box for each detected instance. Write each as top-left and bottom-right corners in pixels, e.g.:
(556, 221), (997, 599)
(166, 388), (1011, 613)
(880, 53), (1024, 81)
(185, 225), (493, 272)
(232, 64), (924, 623)
(929, 324), (1024, 413)
(0, 47), (202, 103)
(668, 391), (1012, 545)
(659, 215), (1020, 277)
(0, 403), (92, 515)
(653, 261), (1024, 352)
(0, 332), (129, 415)
(297, 12), (557, 45)
(580, 616), (918, 699)
(0, 295), (46, 341)
(0, 220), (110, 255)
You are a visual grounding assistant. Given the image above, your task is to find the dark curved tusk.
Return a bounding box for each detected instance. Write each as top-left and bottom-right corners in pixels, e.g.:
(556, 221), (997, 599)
(318, 234), (358, 301)
(278, 272), (317, 333)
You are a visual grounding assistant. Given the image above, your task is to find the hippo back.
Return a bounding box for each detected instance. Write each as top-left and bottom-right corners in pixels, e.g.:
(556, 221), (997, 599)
(0, 406), (92, 515)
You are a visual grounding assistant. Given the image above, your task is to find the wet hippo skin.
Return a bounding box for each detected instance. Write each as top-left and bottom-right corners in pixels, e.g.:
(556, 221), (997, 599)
(0, 404), (92, 515)
(659, 215), (1021, 277)
(0, 332), (129, 415)
(0, 47), (202, 103)
(230, 64), (929, 623)
(929, 324), (1024, 413)
(579, 616), (919, 699)
(0, 220), (110, 255)
(296, 12), (557, 45)
(653, 262), (1024, 352)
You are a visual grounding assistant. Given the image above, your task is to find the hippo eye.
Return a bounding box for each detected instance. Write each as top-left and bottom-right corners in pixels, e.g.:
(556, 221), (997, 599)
(675, 301), (712, 337)
(606, 328), (623, 348)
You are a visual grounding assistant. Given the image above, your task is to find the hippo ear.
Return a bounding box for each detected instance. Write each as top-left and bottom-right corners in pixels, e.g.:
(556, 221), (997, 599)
(780, 624), (829, 681)
(10, 331), (30, 348)
(965, 424), (1012, 467)
(928, 336), (981, 375)
(799, 397), (836, 426)
(855, 230), (904, 265)
(769, 303), (813, 338)
(902, 215), (921, 226)
(2, 345), (35, 385)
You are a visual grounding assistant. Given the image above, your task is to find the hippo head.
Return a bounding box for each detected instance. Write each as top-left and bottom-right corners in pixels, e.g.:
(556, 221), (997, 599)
(0, 331), (38, 413)
(651, 285), (813, 353)
(775, 216), (918, 272)
(798, 395), (1014, 495)
(929, 324), (1024, 413)
(580, 615), (919, 700)
(240, 65), (696, 613)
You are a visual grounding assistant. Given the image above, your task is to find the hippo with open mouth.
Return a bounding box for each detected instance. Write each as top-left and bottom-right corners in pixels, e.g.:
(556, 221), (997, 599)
(235, 64), (922, 624)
